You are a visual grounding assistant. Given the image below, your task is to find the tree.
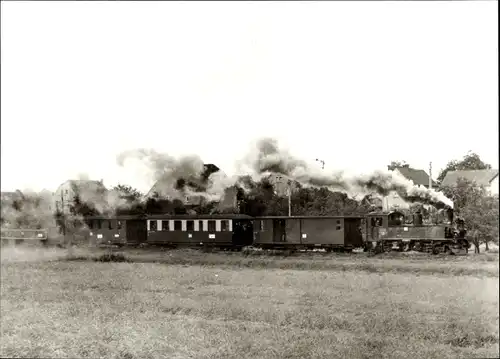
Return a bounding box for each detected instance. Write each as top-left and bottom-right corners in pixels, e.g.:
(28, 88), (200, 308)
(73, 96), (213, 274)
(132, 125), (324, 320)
(441, 178), (499, 253)
(236, 178), (280, 216)
(112, 184), (143, 202)
(111, 184), (145, 215)
(234, 177), (374, 217)
(437, 151), (492, 183)
(69, 194), (100, 217)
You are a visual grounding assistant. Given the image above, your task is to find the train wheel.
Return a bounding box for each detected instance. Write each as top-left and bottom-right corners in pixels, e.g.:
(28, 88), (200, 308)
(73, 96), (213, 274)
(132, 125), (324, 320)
(432, 246), (441, 255)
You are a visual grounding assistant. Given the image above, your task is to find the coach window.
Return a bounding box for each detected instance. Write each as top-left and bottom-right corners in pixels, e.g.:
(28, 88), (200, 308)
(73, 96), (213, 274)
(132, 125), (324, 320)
(117, 220), (122, 230)
(260, 220), (265, 231)
(108, 220), (114, 230)
(174, 220), (182, 231)
(208, 220), (216, 232)
(150, 220), (157, 231)
(162, 220), (169, 231)
(199, 220), (205, 231)
(96, 220), (102, 230)
(186, 220), (194, 232)
(221, 220), (229, 232)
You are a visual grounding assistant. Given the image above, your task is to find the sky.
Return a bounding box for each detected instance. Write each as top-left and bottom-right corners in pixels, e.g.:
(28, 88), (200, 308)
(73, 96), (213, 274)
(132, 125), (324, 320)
(1, 1), (498, 193)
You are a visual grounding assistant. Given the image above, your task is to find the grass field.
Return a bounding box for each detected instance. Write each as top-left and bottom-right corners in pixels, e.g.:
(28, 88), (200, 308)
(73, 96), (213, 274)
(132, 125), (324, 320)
(1, 247), (499, 359)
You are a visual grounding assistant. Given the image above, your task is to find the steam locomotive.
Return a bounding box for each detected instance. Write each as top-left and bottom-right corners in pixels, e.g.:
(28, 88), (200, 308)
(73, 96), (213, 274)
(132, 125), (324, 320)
(365, 208), (469, 254)
(2, 209), (469, 255)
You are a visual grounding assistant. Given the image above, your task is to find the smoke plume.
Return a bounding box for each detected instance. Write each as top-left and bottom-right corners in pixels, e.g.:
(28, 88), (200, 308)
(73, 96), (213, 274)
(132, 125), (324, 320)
(246, 137), (453, 208)
(68, 177), (137, 214)
(116, 137), (452, 209)
(117, 148), (236, 203)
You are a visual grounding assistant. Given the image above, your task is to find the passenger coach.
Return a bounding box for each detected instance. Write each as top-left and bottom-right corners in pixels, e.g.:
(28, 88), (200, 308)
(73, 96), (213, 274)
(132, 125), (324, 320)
(253, 216), (364, 252)
(146, 214), (254, 250)
(85, 215), (147, 247)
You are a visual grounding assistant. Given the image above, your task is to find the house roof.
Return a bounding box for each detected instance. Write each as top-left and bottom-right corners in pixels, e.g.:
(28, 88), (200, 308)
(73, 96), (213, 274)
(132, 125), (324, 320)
(392, 166), (435, 187)
(441, 169), (499, 187)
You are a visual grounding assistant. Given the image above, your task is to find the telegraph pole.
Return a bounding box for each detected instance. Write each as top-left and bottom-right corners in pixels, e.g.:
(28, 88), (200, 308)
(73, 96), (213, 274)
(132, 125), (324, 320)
(276, 175), (292, 216)
(429, 162), (433, 190)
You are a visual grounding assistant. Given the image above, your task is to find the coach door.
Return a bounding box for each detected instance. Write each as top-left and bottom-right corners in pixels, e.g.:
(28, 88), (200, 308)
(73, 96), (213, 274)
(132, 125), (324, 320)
(127, 219), (147, 244)
(344, 218), (364, 248)
(273, 219), (286, 242)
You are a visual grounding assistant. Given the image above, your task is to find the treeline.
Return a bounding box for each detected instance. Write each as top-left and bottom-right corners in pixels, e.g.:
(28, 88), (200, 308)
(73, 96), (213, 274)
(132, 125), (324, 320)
(107, 179), (377, 217)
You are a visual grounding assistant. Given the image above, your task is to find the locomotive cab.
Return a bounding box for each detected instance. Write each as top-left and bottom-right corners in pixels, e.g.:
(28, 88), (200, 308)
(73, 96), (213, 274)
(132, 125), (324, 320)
(364, 212), (387, 250)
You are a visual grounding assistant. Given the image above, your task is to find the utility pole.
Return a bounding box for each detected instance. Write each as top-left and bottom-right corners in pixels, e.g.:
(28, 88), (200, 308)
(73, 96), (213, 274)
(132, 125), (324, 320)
(315, 158), (325, 170)
(276, 175), (292, 216)
(429, 162), (433, 190)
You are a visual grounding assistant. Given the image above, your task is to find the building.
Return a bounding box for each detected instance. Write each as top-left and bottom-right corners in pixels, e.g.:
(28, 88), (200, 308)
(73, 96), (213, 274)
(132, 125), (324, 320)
(53, 179), (109, 213)
(387, 164), (437, 188)
(441, 169), (499, 196)
(376, 164), (436, 211)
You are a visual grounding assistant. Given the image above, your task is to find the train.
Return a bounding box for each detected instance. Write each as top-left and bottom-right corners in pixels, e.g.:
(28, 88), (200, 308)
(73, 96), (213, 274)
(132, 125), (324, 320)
(1, 209), (469, 255)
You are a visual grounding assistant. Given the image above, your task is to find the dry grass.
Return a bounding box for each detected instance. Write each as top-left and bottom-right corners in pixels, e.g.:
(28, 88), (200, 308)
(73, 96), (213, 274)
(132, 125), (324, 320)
(67, 247), (500, 277)
(1, 248), (499, 359)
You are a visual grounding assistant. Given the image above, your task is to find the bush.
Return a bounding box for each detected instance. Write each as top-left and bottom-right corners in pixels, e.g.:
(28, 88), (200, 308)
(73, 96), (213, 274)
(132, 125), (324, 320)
(94, 253), (130, 262)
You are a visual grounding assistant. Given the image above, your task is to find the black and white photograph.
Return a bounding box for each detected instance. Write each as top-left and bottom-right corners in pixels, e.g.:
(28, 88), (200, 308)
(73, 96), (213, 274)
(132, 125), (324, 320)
(1, 1), (498, 358)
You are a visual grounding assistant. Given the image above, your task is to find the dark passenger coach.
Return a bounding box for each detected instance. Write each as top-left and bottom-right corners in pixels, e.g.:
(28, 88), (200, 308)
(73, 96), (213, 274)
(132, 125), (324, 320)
(253, 216), (364, 252)
(146, 214), (254, 250)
